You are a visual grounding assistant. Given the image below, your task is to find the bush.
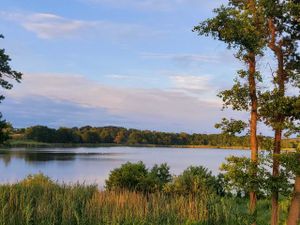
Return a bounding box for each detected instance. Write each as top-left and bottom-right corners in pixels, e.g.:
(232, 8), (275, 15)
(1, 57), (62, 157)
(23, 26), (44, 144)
(105, 161), (171, 192)
(18, 173), (55, 187)
(163, 166), (219, 195)
(139, 163), (172, 192)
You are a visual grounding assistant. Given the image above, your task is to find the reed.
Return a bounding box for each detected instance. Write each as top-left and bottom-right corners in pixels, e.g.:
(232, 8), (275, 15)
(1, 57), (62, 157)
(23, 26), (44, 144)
(0, 174), (287, 225)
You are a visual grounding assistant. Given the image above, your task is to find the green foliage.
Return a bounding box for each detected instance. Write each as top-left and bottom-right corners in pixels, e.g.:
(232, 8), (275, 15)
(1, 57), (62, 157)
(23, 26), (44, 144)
(145, 163), (172, 192)
(193, 3), (266, 56)
(105, 162), (171, 193)
(218, 80), (250, 111)
(163, 166), (221, 195)
(81, 130), (100, 143)
(0, 34), (22, 103)
(18, 173), (55, 186)
(105, 161), (148, 191)
(55, 127), (81, 143)
(280, 151), (300, 176)
(11, 125), (254, 147)
(0, 113), (9, 144)
(221, 153), (293, 198)
(0, 34), (22, 144)
(215, 118), (247, 136)
(259, 91), (299, 131)
(25, 126), (56, 143)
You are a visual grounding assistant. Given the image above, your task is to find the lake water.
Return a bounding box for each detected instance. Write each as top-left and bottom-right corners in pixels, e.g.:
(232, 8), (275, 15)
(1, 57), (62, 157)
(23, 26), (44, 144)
(0, 147), (249, 188)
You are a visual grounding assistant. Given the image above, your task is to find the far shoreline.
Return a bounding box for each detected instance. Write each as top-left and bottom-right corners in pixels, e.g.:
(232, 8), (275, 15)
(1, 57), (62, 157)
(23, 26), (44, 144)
(2, 140), (250, 150)
(1, 140), (296, 151)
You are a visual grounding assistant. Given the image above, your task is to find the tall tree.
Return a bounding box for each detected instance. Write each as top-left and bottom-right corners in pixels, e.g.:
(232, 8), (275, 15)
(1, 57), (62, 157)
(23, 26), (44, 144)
(258, 1), (300, 224)
(193, 1), (266, 223)
(0, 34), (22, 144)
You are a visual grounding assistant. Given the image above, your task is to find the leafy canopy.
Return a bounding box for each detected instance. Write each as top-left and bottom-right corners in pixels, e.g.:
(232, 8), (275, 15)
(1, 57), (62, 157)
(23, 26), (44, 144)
(0, 34), (22, 103)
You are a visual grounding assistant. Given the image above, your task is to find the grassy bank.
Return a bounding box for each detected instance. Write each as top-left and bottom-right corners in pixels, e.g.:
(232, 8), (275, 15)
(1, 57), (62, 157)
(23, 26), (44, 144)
(5, 140), (297, 151)
(5, 139), (251, 150)
(0, 174), (290, 225)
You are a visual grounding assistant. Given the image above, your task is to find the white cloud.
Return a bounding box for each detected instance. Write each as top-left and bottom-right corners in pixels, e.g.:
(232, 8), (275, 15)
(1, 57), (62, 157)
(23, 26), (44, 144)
(6, 73), (222, 129)
(1, 12), (161, 39)
(170, 75), (211, 93)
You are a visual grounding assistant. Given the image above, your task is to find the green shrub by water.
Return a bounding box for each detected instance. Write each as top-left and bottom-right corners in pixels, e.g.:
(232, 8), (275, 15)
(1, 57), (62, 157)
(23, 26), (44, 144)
(105, 161), (172, 192)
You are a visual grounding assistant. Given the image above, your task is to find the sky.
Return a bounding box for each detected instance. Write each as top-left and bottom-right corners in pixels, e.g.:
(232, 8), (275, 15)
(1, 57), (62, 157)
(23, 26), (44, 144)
(0, 0), (259, 133)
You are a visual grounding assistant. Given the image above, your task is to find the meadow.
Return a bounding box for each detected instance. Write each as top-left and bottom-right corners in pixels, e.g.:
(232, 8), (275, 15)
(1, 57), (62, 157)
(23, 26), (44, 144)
(0, 174), (290, 225)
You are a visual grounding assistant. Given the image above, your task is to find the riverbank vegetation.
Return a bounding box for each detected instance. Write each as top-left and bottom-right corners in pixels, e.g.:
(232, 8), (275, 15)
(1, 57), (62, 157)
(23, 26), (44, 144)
(4, 125), (299, 150)
(0, 164), (292, 225)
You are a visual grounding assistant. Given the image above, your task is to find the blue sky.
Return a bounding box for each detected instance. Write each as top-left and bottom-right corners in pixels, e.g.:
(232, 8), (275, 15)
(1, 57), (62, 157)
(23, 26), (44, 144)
(0, 0), (256, 133)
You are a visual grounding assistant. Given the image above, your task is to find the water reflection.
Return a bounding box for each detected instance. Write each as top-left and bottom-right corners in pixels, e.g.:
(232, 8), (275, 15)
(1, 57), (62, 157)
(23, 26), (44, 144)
(0, 149), (121, 166)
(0, 147), (249, 187)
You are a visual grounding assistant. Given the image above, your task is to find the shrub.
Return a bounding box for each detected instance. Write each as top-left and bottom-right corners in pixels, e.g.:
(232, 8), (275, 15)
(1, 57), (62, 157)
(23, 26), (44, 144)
(163, 166), (219, 195)
(139, 163), (172, 192)
(105, 161), (171, 192)
(18, 173), (55, 187)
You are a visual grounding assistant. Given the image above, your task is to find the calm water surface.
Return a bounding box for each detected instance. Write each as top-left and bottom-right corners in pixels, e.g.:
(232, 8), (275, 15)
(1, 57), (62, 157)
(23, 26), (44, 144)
(0, 147), (249, 188)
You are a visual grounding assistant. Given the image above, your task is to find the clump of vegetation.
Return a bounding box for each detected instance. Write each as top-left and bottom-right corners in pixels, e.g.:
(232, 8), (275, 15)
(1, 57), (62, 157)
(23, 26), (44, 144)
(163, 166), (220, 195)
(105, 161), (171, 192)
(106, 162), (227, 197)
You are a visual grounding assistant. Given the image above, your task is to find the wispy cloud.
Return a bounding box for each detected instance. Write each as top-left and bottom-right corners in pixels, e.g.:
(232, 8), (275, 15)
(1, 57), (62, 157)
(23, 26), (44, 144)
(4, 73), (225, 132)
(141, 52), (219, 64)
(82, 0), (226, 12)
(0, 11), (162, 39)
(105, 74), (159, 81)
(170, 75), (211, 94)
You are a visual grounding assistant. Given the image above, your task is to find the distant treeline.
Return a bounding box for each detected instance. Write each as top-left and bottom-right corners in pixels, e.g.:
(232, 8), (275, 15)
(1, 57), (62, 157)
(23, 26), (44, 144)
(10, 125), (298, 148)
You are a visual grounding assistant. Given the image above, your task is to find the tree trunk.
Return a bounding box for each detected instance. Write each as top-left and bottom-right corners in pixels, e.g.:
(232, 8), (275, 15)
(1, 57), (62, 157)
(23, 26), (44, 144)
(271, 129), (282, 225)
(248, 52), (258, 225)
(268, 18), (285, 225)
(287, 175), (300, 225)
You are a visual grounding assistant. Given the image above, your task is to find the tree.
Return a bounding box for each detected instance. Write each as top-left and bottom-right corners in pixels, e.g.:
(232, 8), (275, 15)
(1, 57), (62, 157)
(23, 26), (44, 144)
(55, 127), (81, 143)
(81, 130), (100, 143)
(193, 1), (266, 223)
(0, 34), (22, 144)
(25, 126), (56, 143)
(99, 129), (113, 143)
(0, 113), (9, 144)
(257, 1), (300, 224)
(114, 130), (127, 144)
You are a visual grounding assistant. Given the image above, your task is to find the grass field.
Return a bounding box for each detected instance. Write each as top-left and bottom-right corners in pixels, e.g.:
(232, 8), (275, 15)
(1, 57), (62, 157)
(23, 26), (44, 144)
(0, 174), (291, 225)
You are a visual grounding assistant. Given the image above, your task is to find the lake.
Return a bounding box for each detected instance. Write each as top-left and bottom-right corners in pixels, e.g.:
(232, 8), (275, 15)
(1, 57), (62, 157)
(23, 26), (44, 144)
(0, 147), (249, 188)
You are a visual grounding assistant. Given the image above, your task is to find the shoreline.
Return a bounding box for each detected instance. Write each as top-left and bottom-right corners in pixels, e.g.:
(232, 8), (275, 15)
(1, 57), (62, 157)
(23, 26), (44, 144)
(3, 140), (250, 150)
(2, 140), (296, 151)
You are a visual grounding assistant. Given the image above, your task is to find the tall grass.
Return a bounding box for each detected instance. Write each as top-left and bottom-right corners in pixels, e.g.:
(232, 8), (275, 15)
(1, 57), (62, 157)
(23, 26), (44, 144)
(0, 174), (288, 225)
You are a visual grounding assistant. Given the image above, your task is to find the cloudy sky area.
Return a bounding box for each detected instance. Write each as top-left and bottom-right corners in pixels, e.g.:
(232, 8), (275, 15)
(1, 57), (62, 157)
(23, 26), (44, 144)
(1, 0), (259, 133)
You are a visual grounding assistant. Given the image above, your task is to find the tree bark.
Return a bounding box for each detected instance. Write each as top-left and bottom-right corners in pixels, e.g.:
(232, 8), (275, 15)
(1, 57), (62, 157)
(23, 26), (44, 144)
(248, 52), (258, 225)
(287, 175), (300, 225)
(271, 129), (282, 225)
